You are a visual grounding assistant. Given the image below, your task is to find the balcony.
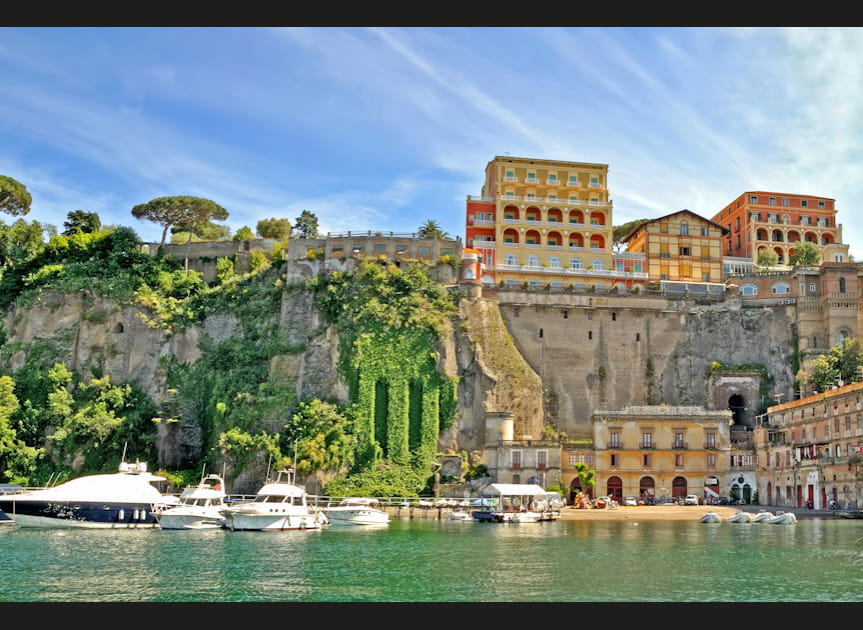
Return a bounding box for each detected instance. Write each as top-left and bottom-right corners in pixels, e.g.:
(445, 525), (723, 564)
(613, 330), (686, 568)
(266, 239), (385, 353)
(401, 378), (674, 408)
(525, 219), (542, 226)
(546, 179), (559, 186)
(672, 442), (688, 450)
(494, 265), (648, 279)
(640, 444), (655, 449)
(503, 176), (518, 182)
(588, 182), (602, 188)
(496, 439), (560, 447)
(503, 218), (520, 224)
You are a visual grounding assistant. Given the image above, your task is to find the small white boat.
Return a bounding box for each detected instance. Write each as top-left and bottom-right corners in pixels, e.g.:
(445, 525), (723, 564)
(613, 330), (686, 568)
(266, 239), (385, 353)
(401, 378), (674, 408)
(322, 498), (390, 526)
(751, 511), (774, 523)
(726, 511), (753, 523)
(220, 468), (328, 531)
(699, 512), (722, 523)
(766, 511), (797, 524)
(156, 473), (227, 530)
(448, 510), (472, 521)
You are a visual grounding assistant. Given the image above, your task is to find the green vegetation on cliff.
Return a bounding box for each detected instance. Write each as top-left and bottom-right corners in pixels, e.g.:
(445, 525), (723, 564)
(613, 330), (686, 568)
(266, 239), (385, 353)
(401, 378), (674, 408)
(309, 258), (459, 495)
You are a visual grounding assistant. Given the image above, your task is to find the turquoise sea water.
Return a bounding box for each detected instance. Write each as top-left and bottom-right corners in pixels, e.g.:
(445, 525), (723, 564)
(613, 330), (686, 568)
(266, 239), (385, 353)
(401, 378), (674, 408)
(1, 517), (861, 602)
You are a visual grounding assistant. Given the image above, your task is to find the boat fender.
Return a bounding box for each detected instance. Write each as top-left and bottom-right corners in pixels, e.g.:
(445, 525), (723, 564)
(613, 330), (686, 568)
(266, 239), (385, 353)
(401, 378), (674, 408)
(118, 509), (125, 521)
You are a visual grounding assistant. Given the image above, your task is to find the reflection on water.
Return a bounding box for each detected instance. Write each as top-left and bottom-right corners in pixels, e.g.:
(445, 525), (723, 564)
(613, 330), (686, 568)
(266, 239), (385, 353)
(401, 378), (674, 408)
(0, 518), (861, 602)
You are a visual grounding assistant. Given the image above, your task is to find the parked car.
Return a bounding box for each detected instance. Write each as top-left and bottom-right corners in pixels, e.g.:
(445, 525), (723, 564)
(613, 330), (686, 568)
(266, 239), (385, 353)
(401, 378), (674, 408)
(684, 495), (700, 505)
(623, 496), (637, 506)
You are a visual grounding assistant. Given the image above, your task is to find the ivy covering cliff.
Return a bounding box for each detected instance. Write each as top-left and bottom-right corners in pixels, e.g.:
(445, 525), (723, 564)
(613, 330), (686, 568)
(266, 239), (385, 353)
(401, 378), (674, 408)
(309, 258), (460, 493)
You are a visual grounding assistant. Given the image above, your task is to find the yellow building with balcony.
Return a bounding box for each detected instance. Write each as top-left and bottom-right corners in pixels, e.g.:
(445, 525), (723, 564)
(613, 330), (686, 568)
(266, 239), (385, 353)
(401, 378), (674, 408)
(592, 406), (732, 503)
(465, 156), (647, 291)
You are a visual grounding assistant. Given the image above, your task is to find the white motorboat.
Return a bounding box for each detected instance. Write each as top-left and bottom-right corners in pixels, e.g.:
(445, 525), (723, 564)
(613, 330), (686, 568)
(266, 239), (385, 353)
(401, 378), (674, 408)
(156, 473), (228, 530)
(699, 512), (722, 523)
(321, 497), (390, 526)
(726, 511), (753, 523)
(220, 468), (328, 531)
(766, 511), (797, 524)
(751, 511), (775, 523)
(448, 510), (472, 521)
(0, 461), (177, 528)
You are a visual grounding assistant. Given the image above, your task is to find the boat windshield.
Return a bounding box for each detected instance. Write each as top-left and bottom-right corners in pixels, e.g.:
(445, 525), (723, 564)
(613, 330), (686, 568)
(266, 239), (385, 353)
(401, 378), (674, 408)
(254, 495), (303, 505)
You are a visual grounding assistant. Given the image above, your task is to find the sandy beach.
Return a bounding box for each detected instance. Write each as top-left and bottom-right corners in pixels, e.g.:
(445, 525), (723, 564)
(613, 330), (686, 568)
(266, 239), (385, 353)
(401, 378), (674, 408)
(557, 504), (833, 521)
(557, 504), (737, 521)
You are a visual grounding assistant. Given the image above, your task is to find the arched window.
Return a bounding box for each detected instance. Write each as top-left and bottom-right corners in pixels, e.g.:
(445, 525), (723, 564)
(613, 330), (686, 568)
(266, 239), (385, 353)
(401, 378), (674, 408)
(839, 277), (846, 293)
(548, 256), (562, 268)
(771, 282), (791, 295)
(504, 254), (518, 266)
(740, 284), (758, 296)
(570, 257), (583, 269)
(838, 330), (850, 344)
(526, 254), (540, 267)
(591, 258), (603, 270)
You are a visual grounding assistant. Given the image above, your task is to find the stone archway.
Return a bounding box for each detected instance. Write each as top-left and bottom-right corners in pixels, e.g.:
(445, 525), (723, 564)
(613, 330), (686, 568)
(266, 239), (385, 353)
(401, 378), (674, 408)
(606, 476), (623, 503)
(728, 394), (745, 426)
(639, 476), (655, 499)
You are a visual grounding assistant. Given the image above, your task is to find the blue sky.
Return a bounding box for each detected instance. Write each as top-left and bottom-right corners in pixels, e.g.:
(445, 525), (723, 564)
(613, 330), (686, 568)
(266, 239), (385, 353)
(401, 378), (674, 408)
(1, 26), (862, 257)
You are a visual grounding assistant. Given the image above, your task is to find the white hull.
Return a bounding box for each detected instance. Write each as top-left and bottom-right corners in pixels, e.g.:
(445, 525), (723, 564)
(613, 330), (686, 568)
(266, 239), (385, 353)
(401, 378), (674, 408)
(9, 512), (160, 529)
(448, 511), (472, 521)
(727, 511), (753, 523)
(751, 511), (774, 523)
(157, 510), (225, 530)
(322, 507), (389, 526)
(512, 511), (543, 523)
(699, 512), (722, 523)
(766, 512), (797, 524)
(223, 510), (326, 531)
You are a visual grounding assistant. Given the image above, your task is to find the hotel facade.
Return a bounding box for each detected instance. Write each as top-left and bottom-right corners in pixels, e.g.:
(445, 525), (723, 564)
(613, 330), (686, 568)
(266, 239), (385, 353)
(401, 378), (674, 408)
(465, 156), (648, 291)
(711, 191), (849, 266)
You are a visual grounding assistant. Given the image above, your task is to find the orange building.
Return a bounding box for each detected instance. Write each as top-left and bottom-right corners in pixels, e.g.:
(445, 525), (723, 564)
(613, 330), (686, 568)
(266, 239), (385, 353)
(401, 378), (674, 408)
(711, 192), (849, 265)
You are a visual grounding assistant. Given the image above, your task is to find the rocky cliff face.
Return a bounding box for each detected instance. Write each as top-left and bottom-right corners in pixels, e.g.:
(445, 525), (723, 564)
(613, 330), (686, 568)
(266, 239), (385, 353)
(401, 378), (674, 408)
(493, 291), (797, 438)
(0, 281), (799, 465)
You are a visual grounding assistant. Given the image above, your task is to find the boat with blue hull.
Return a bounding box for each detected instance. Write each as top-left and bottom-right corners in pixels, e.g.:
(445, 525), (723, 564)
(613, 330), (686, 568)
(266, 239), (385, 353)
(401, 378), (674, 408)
(0, 461), (178, 528)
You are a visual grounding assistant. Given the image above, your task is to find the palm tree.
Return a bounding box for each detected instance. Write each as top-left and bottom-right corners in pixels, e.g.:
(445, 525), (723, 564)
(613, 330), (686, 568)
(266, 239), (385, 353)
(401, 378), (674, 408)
(417, 219), (449, 240)
(574, 462), (596, 498)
